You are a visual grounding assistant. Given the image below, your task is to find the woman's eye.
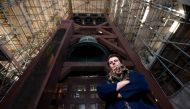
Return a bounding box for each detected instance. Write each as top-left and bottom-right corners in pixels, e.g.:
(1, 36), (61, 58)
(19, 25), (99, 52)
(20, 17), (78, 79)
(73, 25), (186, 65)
(114, 60), (118, 62)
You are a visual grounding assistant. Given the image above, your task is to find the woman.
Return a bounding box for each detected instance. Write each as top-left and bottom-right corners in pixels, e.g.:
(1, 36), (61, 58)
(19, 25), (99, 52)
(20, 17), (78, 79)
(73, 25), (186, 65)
(97, 54), (157, 109)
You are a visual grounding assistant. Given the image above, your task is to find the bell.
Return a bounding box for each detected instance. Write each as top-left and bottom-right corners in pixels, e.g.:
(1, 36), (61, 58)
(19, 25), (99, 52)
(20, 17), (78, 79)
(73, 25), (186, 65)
(68, 36), (109, 61)
(79, 36), (97, 43)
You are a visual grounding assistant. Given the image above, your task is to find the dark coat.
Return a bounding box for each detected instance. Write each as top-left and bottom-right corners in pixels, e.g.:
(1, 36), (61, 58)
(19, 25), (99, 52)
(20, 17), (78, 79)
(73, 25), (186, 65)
(97, 70), (157, 109)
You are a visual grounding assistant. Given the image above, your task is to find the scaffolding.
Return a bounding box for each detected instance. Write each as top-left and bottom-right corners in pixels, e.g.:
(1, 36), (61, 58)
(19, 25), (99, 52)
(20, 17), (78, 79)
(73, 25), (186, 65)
(0, 0), (69, 100)
(110, 0), (190, 97)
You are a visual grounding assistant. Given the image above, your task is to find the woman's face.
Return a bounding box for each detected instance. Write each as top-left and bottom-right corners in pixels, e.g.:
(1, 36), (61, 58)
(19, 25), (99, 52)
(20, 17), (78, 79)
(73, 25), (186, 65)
(108, 56), (122, 71)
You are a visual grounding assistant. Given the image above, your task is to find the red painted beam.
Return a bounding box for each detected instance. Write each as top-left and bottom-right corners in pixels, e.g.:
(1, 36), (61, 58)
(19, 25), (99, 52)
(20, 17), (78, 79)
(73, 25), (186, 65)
(97, 37), (129, 59)
(97, 28), (115, 36)
(0, 30), (56, 109)
(35, 21), (74, 109)
(61, 61), (133, 73)
(74, 23), (111, 29)
(37, 21), (74, 109)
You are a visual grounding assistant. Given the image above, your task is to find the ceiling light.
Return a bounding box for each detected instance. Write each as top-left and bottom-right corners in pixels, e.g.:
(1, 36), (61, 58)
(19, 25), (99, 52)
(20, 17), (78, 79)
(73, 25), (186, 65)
(121, 0), (125, 7)
(169, 21), (180, 33)
(120, 9), (123, 14)
(177, 9), (185, 15)
(98, 31), (103, 34)
(141, 6), (150, 23)
(162, 17), (166, 20)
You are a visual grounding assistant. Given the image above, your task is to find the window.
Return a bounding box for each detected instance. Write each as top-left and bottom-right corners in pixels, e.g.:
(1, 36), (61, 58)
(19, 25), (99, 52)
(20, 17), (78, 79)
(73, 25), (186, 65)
(70, 104), (85, 109)
(90, 84), (97, 91)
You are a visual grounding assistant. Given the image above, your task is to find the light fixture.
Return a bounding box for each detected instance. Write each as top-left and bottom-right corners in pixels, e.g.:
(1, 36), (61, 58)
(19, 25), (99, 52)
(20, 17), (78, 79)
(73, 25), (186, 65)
(98, 31), (103, 34)
(149, 27), (153, 30)
(141, 6), (150, 23)
(121, 0), (125, 7)
(169, 21), (180, 33)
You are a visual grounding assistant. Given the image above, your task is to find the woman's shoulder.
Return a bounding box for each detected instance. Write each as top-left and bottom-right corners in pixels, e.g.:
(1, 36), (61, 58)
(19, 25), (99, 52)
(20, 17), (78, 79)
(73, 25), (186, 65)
(129, 70), (144, 78)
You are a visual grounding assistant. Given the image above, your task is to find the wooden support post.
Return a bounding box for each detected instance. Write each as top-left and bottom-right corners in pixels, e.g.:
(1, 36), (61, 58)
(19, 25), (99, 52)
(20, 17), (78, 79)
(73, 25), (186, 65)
(97, 37), (128, 59)
(37, 21), (74, 109)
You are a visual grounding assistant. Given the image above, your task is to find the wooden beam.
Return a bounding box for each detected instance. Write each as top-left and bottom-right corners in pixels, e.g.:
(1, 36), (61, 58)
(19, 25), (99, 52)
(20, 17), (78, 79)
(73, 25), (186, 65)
(96, 22), (109, 26)
(74, 24), (110, 29)
(63, 62), (106, 68)
(59, 66), (71, 80)
(97, 27), (115, 36)
(37, 21), (74, 109)
(61, 61), (133, 72)
(97, 37), (129, 59)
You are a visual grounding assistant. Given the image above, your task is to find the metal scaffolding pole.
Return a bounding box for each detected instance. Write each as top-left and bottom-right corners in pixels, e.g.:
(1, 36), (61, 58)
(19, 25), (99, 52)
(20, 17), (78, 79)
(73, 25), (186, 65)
(30, 0), (42, 32)
(18, 1), (35, 45)
(156, 54), (190, 75)
(68, 0), (73, 16)
(136, 0), (185, 19)
(10, 7), (32, 59)
(172, 43), (190, 58)
(137, 32), (185, 87)
(156, 57), (184, 87)
(148, 38), (190, 46)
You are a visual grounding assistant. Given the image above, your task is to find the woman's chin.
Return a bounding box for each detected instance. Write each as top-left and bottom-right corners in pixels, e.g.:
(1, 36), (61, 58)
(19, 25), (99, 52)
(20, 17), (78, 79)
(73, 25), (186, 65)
(116, 72), (122, 75)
